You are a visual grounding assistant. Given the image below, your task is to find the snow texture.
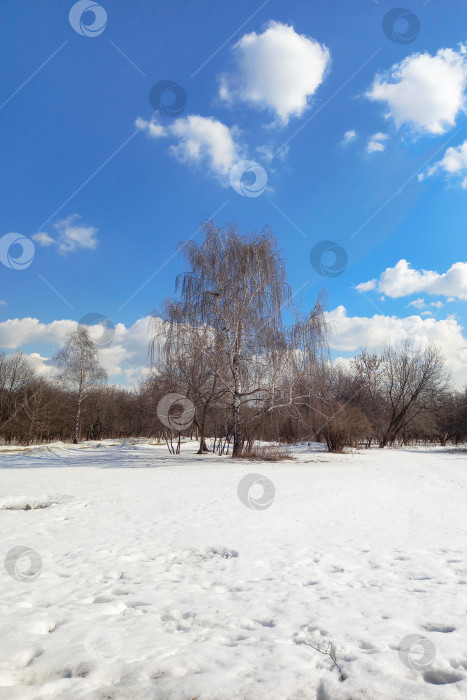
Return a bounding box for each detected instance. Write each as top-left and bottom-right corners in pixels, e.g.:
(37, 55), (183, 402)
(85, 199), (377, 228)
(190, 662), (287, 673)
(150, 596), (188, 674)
(1, 440), (467, 699)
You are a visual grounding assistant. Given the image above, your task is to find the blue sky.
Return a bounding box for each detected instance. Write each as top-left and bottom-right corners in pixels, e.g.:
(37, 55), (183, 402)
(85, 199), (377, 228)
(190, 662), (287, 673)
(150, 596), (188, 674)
(1, 0), (467, 385)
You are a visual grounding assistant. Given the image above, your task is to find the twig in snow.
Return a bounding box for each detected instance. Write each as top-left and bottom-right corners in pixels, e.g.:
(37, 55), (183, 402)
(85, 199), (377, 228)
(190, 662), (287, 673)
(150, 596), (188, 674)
(296, 639), (346, 682)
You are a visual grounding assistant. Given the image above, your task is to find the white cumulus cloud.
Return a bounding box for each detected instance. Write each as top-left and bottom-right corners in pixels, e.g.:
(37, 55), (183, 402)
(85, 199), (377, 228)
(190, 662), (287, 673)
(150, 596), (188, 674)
(0, 316), (157, 385)
(3, 312), (467, 387)
(168, 115), (240, 175)
(355, 279), (377, 293)
(367, 47), (467, 135)
(219, 21), (331, 124)
(357, 259), (467, 301)
(326, 305), (467, 386)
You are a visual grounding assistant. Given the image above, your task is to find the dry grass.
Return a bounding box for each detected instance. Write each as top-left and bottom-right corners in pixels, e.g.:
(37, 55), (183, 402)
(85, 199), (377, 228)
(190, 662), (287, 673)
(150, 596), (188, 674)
(238, 445), (295, 462)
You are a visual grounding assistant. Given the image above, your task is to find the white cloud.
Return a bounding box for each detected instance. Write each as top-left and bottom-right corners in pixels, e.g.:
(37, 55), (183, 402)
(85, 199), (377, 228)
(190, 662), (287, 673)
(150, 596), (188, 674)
(32, 232), (55, 247)
(219, 21), (331, 123)
(420, 138), (467, 188)
(0, 317), (160, 386)
(0, 318), (77, 348)
(408, 298), (426, 309)
(138, 115), (241, 178)
(341, 130), (357, 147)
(366, 132), (388, 154)
(0, 300), (6, 306)
(54, 215), (98, 254)
(29, 220), (97, 255)
(135, 116), (167, 138)
(169, 115), (240, 176)
(27, 352), (57, 377)
(3, 312), (467, 387)
(367, 47), (467, 135)
(355, 279), (376, 292)
(357, 260), (467, 301)
(326, 305), (467, 386)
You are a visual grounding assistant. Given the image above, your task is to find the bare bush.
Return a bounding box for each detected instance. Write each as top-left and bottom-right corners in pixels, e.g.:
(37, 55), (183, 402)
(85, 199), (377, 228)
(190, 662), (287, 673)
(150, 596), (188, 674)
(319, 404), (372, 453)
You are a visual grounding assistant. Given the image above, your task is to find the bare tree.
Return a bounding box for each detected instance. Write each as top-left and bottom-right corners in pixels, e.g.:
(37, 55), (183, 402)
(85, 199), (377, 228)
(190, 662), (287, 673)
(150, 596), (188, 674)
(0, 351), (37, 443)
(353, 340), (449, 448)
(348, 350), (386, 445)
(155, 221), (328, 457)
(153, 316), (227, 453)
(54, 327), (107, 443)
(0, 344), (462, 450)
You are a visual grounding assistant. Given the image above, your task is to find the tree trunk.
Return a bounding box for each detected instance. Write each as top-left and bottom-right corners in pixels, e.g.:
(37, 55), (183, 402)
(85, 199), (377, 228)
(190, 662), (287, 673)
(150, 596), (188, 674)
(231, 325), (242, 458)
(73, 395), (81, 444)
(196, 410), (209, 454)
(232, 389), (241, 457)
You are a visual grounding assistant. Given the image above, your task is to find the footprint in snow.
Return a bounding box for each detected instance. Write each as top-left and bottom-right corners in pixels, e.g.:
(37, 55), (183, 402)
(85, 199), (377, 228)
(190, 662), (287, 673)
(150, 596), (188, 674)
(423, 623), (456, 633)
(93, 595), (114, 604)
(423, 669), (463, 685)
(255, 619), (275, 628)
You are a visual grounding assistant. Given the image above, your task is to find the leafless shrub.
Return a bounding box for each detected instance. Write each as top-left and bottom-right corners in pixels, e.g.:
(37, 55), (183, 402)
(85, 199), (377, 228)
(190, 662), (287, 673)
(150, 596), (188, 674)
(320, 404), (372, 453)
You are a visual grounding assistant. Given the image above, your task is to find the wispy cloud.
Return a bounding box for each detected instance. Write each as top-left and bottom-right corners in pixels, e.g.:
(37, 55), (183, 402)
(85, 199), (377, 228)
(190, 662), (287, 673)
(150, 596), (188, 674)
(31, 232), (55, 247)
(32, 216), (98, 255)
(137, 115), (242, 179)
(366, 132), (388, 154)
(420, 138), (467, 188)
(55, 215), (98, 254)
(340, 129), (357, 147)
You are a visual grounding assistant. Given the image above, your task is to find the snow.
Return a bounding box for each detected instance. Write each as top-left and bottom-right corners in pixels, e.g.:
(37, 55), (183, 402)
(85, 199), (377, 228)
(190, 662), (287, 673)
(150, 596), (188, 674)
(1, 440), (467, 699)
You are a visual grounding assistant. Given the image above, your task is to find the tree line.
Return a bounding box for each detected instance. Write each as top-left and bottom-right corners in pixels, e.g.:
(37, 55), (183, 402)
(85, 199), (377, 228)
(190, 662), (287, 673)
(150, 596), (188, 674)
(1, 222), (466, 453)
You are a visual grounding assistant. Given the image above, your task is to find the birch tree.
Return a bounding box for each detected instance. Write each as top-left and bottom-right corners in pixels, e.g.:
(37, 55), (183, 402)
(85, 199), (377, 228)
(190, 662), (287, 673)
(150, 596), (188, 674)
(158, 221), (327, 457)
(54, 327), (107, 443)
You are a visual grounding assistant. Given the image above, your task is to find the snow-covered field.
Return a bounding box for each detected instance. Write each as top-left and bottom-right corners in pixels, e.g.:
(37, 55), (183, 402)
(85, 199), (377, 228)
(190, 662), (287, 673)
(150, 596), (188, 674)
(2, 440), (467, 699)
